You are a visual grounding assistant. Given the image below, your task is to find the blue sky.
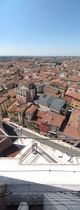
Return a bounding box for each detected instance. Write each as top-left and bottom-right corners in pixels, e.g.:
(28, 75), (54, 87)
(0, 0), (80, 56)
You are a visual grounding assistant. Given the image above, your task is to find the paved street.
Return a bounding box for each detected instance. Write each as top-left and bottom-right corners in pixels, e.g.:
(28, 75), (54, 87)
(1, 122), (39, 139)
(1, 122), (80, 157)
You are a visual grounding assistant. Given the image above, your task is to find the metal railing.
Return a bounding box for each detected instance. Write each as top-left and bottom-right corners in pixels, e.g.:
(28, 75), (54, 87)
(0, 135), (80, 141)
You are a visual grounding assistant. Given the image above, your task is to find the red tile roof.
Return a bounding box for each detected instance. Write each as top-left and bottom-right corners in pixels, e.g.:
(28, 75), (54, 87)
(65, 88), (80, 101)
(0, 97), (7, 104)
(67, 74), (80, 82)
(64, 109), (80, 139)
(64, 96), (72, 104)
(26, 104), (38, 115)
(36, 111), (65, 128)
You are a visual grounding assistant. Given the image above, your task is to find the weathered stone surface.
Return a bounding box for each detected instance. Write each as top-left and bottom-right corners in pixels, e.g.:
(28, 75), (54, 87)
(0, 182), (7, 194)
(0, 183), (7, 210)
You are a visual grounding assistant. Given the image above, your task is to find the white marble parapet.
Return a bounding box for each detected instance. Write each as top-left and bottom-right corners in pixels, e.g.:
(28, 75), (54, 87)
(17, 202), (29, 210)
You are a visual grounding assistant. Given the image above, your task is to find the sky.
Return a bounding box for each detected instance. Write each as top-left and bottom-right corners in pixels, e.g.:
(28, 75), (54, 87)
(0, 0), (80, 56)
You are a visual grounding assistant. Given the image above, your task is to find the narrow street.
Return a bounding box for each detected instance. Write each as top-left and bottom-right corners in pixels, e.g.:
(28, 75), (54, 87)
(1, 122), (80, 157)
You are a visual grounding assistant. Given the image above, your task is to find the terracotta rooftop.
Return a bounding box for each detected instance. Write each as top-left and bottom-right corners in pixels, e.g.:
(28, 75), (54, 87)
(36, 111), (65, 128)
(7, 102), (18, 112)
(70, 99), (80, 109)
(67, 74), (80, 82)
(64, 96), (72, 104)
(64, 109), (80, 139)
(8, 89), (16, 98)
(8, 102), (27, 113)
(25, 104), (38, 115)
(0, 96), (7, 104)
(65, 88), (80, 101)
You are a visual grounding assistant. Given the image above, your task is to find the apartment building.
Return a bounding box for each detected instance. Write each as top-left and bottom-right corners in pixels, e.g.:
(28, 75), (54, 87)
(16, 85), (36, 103)
(24, 104), (38, 123)
(0, 96), (11, 120)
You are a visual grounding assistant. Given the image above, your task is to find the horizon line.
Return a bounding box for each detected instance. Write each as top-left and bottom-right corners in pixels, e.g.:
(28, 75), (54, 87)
(0, 55), (80, 57)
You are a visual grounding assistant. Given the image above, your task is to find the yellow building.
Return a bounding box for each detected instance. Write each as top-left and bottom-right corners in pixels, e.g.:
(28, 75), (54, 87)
(0, 97), (11, 120)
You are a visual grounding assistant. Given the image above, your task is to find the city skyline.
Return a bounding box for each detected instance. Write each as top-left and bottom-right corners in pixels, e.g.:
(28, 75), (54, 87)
(0, 0), (80, 56)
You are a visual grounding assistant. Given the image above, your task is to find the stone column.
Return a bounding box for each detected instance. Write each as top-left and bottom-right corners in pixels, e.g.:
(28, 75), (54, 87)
(17, 202), (29, 210)
(0, 183), (7, 210)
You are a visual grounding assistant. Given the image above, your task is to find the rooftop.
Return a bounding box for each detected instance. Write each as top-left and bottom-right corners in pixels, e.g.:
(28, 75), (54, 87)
(50, 97), (66, 112)
(36, 111), (65, 128)
(65, 88), (80, 101)
(18, 85), (28, 90)
(8, 89), (16, 98)
(64, 109), (80, 139)
(7, 102), (29, 113)
(0, 96), (7, 104)
(25, 104), (38, 115)
(34, 94), (66, 112)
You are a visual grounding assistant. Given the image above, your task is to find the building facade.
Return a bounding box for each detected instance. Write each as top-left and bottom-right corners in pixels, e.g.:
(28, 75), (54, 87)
(16, 85), (36, 103)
